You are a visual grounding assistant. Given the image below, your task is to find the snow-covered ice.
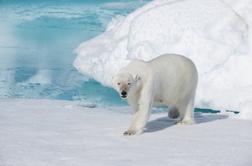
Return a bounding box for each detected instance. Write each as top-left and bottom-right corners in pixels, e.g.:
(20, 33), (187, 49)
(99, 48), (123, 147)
(74, 0), (252, 118)
(0, 99), (252, 166)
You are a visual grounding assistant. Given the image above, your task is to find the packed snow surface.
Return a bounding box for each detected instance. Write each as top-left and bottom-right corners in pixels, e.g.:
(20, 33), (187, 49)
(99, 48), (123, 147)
(0, 99), (252, 166)
(74, 0), (252, 118)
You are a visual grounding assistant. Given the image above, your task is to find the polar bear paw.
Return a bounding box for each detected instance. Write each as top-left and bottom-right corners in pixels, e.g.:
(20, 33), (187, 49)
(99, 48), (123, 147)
(123, 130), (136, 136)
(168, 108), (180, 119)
(176, 119), (195, 125)
(123, 128), (143, 136)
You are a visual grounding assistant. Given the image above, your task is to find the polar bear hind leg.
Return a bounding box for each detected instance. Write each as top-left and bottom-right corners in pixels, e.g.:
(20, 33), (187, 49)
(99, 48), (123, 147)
(168, 107), (180, 119)
(176, 98), (195, 125)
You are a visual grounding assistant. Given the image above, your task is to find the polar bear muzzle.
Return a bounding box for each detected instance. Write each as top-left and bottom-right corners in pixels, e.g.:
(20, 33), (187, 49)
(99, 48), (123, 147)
(121, 91), (127, 98)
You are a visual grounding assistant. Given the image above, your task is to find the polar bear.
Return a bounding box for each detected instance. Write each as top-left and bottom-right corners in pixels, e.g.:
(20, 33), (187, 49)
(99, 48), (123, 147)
(113, 54), (198, 135)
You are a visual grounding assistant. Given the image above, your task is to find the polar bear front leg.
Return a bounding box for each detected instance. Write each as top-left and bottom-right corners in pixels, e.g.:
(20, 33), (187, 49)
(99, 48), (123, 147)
(127, 94), (139, 113)
(124, 83), (153, 136)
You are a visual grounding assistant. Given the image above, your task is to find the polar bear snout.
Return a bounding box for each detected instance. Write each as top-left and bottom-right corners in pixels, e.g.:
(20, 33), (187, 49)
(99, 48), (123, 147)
(121, 91), (127, 98)
(119, 85), (129, 98)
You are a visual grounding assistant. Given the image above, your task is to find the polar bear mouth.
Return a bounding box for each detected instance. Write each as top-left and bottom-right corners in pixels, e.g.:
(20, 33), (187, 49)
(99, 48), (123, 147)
(121, 95), (127, 99)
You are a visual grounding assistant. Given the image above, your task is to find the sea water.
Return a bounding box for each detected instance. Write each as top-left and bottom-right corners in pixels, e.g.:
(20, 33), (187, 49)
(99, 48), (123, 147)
(0, 0), (149, 106)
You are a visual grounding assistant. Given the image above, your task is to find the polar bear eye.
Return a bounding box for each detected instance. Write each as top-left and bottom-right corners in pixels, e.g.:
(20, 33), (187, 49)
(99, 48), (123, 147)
(117, 82), (121, 85)
(128, 83), (131, 85)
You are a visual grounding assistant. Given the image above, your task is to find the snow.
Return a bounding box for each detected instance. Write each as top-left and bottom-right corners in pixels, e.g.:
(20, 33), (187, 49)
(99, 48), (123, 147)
(240, 101), (252, 120)
(74, 0), (252, 118)
(0, 99), (251, 166)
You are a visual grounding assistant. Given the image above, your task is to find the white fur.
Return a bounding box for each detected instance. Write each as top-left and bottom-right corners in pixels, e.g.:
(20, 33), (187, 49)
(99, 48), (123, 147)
(113, 54), (198, 135)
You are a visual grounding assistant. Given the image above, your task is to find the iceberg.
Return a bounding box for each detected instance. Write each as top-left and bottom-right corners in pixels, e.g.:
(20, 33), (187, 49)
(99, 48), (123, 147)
(74, 0), (252, 118)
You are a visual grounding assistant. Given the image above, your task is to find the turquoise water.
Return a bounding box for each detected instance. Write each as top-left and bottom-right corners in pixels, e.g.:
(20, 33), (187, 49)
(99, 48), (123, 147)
(0, 0), (149, 106)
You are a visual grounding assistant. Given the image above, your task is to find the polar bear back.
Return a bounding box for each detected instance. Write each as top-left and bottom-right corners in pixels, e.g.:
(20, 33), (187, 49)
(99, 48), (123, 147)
(149, 54), (197, 83)
(149, 54), (198, 104)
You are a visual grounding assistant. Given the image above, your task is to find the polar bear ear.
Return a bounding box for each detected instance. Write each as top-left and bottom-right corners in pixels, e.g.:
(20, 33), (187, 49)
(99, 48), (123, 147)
(134, 74), (141, 81)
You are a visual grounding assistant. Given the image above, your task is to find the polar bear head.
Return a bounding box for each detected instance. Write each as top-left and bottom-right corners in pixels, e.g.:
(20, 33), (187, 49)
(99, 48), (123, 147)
(112, 73), (141, 99)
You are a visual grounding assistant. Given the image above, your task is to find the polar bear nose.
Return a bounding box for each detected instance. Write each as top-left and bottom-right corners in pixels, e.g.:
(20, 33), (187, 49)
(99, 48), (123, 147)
(121, 91), (127, 97)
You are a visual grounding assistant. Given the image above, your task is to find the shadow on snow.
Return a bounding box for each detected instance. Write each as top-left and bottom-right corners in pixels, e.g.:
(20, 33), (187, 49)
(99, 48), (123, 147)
(145, 112), (228, 133)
